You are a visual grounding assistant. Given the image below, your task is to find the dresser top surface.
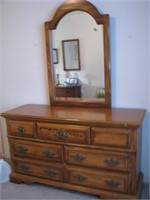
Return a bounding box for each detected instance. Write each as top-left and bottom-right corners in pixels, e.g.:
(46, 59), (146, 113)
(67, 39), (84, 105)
(1, 104), (145, 127)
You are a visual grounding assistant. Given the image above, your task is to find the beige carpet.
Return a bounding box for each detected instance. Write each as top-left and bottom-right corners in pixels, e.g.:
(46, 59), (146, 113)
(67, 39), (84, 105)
(1, 182), (149, 200)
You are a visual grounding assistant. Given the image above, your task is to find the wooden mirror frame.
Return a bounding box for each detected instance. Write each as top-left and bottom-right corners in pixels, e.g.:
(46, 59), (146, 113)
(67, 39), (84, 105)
(45, 0), (111, 108)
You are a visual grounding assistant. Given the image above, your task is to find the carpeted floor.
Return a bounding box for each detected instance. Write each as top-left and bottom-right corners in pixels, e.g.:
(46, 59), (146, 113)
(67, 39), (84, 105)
(0, 182), (149, 200)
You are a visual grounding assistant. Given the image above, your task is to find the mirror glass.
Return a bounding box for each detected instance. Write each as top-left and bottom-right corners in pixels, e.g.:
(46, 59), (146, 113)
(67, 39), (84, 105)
(52, 11), (105, 99)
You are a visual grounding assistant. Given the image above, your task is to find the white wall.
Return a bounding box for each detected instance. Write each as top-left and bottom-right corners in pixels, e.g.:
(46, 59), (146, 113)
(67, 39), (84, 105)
(1, 0), (149, 183)
(149, 2), (150, 132)
(148, 1), (150, 184)
(0, 0), (2, 156)
(0, 0), (2, 111)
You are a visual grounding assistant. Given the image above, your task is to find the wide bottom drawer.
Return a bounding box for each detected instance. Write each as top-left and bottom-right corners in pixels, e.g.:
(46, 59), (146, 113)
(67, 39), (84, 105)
(65, 166), (130, 193)
(14, 158), (63, 181)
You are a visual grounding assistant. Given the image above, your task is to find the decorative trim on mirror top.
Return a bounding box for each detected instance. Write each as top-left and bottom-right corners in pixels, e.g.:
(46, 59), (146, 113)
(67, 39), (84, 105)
(45, 0), (111, 108)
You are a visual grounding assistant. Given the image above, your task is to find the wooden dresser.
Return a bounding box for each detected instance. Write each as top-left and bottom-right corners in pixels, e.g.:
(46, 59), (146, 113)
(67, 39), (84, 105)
(1, 104), (145, 199)
(55, 85), (81, 98)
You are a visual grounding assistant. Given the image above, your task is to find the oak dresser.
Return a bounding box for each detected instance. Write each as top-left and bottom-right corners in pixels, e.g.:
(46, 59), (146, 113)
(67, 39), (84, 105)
(1, 104), (145, 199)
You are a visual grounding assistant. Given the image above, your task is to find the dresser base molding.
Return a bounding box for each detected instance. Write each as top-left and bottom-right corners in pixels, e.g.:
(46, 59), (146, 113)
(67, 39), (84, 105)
(10, 172), (143, 199)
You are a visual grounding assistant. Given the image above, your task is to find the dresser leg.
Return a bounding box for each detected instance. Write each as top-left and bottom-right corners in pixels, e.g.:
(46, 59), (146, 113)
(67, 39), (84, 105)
(96, 195), (103, 199)
(10, 173), (33, 184)
(10, 176), (24, 184)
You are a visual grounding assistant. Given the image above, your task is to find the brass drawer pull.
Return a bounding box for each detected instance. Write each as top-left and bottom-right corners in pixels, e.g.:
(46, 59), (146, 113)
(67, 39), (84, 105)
(56, 129), (67, 138)
(66, 90), (70, 94)
(73, 174), (88, 182)
(19, 164), (30, 171)
(43, 150), (56, 158)
(17, 126), (25, 135)
(44, 169), (57, 177)
(105, 179), (121, 187)
(104, 158), (120, 166)
(16, 146), (28, 153)
(72, 154), (86, 162)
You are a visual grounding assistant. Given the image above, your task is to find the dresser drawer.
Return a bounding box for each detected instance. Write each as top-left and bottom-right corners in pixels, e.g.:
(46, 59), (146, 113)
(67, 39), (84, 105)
(7, 120), (36, 138)
(37, 123), (90, 144)
(14, 158), (63, 181)
(64, 146), (129, 172)
(55, 87), (74, 97)
(91, 127), (131, 148)
(11, 139), (63, 162)
(66, 166), (130, 193)
(55, 86), (81, 98)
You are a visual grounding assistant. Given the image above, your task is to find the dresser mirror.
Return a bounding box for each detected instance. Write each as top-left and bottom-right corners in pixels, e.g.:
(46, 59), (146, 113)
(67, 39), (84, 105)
(45, 0), (111, 107)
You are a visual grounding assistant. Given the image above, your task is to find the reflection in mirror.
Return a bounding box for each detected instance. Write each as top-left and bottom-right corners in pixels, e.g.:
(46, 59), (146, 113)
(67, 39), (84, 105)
(52, 11), (105, 99)
(62, 39), (80, 71)
(53, 48), (59, 64)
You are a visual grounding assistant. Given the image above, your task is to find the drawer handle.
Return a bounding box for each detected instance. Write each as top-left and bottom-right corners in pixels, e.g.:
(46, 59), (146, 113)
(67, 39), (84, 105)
(66, 90), (70, 94)
(44, 169), (57, 177)
(105, 179), (121, 187)
(73, 174), (88, 182)
(56, 129), (67, 138)
(19, 164), (30, 171)
(43, 150), (56, 158)
(16, 146), (28, 153)
(104, 159), (120, 166)
(72, 154), (86, 162)
(17, 126), (25, 135)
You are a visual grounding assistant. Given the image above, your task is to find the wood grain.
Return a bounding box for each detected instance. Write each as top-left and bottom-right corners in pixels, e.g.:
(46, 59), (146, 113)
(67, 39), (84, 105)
(2, 104), (145, 128)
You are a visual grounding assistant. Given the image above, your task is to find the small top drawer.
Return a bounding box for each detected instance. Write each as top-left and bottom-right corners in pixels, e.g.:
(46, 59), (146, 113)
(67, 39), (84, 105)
(37, 123), (90, 144)
(55, 87), (74, 97)
(7, 120), (36, 138)
(91, 127), (131, 148)
(55, 86), (81, 98)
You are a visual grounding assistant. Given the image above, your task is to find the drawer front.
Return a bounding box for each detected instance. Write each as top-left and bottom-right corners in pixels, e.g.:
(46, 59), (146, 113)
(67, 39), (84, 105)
(66, 166), (129, 193)
(11, 139), (63, 162)
(14, 159), (63, 181)
(7, 120), (36, 138)
(55, 87), (74, 97)
(64, 146), (129, 172)
(37, 123), (90, 144)
(91, 127), (131, 148)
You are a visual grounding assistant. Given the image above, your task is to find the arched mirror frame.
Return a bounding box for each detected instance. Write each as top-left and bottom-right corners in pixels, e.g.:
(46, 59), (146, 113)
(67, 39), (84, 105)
(45, 0), (111, 108)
